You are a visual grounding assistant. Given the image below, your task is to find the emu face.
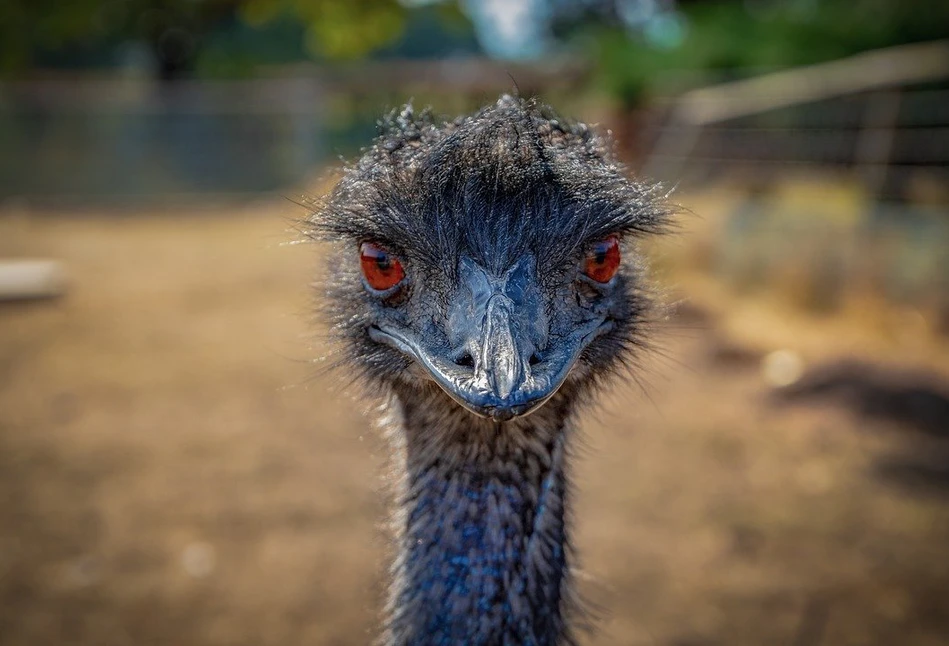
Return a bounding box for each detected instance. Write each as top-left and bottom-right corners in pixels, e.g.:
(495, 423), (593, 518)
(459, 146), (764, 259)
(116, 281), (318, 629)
(314, 96), (668, 421)
(364, 233), (626, 421)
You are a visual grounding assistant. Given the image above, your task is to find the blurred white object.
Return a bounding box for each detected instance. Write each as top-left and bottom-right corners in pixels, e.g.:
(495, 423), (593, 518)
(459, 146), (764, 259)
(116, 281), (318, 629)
(762, 350), (805, 388)
(0, 260), (66, 301)
(182, 542), (216, 578)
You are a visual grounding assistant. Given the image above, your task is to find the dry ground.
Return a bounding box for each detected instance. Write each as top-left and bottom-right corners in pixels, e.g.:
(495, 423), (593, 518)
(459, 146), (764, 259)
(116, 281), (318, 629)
(1, 203), (948, 645)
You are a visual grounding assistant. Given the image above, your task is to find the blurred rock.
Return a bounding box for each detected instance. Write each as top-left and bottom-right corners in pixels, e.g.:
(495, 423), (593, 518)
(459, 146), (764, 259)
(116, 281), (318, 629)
(762, 349), (805, 387)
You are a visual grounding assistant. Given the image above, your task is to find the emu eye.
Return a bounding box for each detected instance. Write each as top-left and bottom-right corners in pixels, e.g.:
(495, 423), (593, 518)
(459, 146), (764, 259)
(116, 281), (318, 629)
(582, 235), (621, 283)
(360, 242), (405, 291)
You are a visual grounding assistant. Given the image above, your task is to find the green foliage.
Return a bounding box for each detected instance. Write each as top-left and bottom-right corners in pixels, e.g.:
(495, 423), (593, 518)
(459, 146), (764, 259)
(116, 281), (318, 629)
(5, 0), (947, 86)
(0, 0), (411, 78)
(0, 0), (106, 73)
(239, 0), (407, 60)
(0, 0), (242, 78)
(194, 13), (308, 78)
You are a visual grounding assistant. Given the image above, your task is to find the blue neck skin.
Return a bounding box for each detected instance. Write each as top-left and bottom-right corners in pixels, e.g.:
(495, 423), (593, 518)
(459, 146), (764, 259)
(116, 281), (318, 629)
(384, 397), (572, 646)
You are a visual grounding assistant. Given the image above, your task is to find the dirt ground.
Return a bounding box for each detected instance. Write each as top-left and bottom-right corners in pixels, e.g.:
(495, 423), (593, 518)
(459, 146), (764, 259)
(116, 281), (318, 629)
(1, 202), (948, 646)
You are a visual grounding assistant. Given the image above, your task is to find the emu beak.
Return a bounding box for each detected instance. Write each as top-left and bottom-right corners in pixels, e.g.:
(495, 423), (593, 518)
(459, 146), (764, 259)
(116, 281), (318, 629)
(474, 294), (524, 402)
(370, 256), (611, 422)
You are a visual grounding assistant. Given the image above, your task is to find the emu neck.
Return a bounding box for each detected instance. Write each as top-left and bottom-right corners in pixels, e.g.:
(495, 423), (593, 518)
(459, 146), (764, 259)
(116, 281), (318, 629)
(384, 393), (574, 646)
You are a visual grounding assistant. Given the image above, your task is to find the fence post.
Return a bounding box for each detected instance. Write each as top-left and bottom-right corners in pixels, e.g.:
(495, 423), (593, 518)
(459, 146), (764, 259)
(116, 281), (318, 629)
(854, 90), (902, 199)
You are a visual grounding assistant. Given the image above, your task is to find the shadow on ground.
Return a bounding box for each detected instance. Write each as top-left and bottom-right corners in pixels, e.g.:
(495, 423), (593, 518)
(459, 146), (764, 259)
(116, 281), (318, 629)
(773, 360), (949, 496)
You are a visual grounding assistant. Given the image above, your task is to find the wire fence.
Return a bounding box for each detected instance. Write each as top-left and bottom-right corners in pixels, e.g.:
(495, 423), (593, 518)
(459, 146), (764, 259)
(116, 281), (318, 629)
(0, 77), (332, 204)
(639, 87), (949, 202)
(2, 62), (947, 319)
(638, 81), (949, 323)
(0, 60), (584, 206)
(3, 70), (947, 205)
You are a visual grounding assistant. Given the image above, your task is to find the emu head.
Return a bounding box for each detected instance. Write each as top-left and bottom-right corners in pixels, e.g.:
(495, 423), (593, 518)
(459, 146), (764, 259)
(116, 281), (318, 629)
(312, 96), (668, 422)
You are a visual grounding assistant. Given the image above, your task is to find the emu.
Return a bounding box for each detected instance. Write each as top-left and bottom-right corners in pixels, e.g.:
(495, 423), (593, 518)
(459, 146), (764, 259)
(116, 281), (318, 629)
(309, 95), (670, 645)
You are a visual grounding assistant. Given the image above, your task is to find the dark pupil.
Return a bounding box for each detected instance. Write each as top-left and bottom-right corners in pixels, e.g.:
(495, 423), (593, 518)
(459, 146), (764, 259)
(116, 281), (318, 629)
(375, 254), (390, 271)
(594, 247), (607, 265)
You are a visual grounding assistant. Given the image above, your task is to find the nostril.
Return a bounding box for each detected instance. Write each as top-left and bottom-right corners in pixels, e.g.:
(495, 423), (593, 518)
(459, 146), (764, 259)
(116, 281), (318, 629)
(529, 353), (542, 366)
(454, 352), (475, 368)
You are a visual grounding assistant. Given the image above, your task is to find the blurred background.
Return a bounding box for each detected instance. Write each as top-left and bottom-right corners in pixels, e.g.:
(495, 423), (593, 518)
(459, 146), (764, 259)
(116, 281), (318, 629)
(1, 1), (949, 644)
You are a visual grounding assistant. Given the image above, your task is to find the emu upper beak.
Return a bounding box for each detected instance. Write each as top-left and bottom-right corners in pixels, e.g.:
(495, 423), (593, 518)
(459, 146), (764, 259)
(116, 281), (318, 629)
(370, 256), (610, 421)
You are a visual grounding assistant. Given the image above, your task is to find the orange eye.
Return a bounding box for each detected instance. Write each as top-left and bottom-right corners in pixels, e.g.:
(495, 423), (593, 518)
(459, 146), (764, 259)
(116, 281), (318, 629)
(583, 235), (621, 283)
(360, 242), (405, 291)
